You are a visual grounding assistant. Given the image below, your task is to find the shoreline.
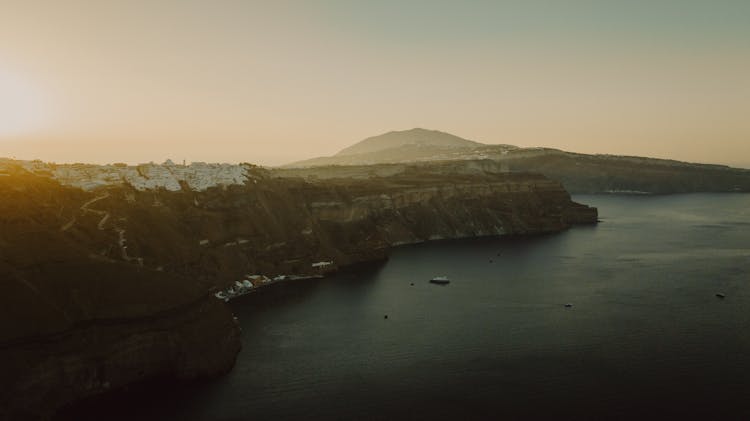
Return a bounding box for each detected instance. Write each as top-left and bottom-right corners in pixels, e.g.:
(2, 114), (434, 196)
(214, 229), (600, 303)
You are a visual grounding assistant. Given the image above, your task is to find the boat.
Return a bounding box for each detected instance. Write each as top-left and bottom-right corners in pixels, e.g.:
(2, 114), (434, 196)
(716, 293), (726, 299)
(429, 276), (450, 285)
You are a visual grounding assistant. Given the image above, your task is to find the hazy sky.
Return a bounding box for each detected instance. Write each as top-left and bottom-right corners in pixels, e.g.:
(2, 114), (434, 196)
(1, 0), (749, 167)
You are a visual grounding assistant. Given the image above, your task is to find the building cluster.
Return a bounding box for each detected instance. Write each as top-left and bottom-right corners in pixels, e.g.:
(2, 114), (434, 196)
(13, 159), (251, 192)
(214, 274), (290, 301)
(213, 269), (332, 301)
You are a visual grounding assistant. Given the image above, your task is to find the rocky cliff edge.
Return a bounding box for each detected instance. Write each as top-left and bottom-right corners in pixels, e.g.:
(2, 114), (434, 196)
(0, 159), (596, 418)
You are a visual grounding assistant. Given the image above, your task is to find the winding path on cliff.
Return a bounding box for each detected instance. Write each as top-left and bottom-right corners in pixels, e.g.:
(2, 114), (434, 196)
(60, 192), (109, 231)
(80, 192), (111, 230)
(60, 192), (110, 231)
(60, 191), (143, 266)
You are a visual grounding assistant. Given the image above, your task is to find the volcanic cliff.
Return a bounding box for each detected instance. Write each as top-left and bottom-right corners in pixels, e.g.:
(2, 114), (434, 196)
(0, 158), (596, 419)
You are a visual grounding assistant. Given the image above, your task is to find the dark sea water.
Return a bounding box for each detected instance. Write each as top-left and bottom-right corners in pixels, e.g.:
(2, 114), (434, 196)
(65, 194), (750, 420)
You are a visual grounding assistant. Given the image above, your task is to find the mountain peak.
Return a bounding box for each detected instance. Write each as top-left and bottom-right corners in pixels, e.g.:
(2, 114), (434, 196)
(335, 128), (484, 156)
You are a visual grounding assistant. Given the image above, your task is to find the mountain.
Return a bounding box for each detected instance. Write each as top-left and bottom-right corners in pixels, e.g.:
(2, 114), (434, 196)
(289, 128), (516, 168)
(336, 128), (484, 156)
(284, 130), (750, 194)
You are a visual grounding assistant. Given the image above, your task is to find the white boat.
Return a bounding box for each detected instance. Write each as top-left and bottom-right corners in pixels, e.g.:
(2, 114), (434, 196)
(429, 276), (450, 285)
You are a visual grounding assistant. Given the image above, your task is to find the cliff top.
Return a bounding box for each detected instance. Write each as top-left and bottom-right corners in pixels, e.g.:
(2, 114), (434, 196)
(0, 159), (268, 192)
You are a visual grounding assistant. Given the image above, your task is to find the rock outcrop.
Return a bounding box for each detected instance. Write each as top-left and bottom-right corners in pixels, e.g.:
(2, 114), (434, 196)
(0, 158), (596, 418)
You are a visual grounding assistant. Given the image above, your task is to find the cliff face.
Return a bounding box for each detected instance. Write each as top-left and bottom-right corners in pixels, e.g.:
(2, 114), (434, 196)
(0, 168), (242, 420)
(299, 171), (596, 247)
(1, 293), (240, 420)
(0, 159), (596, 418)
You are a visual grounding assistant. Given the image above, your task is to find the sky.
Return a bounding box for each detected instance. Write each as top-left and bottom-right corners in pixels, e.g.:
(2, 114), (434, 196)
(0, 0), (748, 167)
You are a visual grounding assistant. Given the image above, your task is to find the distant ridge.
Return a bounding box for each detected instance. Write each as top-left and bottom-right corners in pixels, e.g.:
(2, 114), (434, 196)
(282, 128), (750, 194)
(336, 128), (483, 156)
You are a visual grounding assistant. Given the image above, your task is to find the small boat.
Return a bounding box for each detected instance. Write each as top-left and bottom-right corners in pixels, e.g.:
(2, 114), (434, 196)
(564, 303), (573, 308)
(716, 293), (726, 299)
(429, 276), (450, 285)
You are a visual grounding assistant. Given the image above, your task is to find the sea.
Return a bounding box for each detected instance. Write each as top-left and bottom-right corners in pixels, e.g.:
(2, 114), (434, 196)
(62, 193), (750, 420)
